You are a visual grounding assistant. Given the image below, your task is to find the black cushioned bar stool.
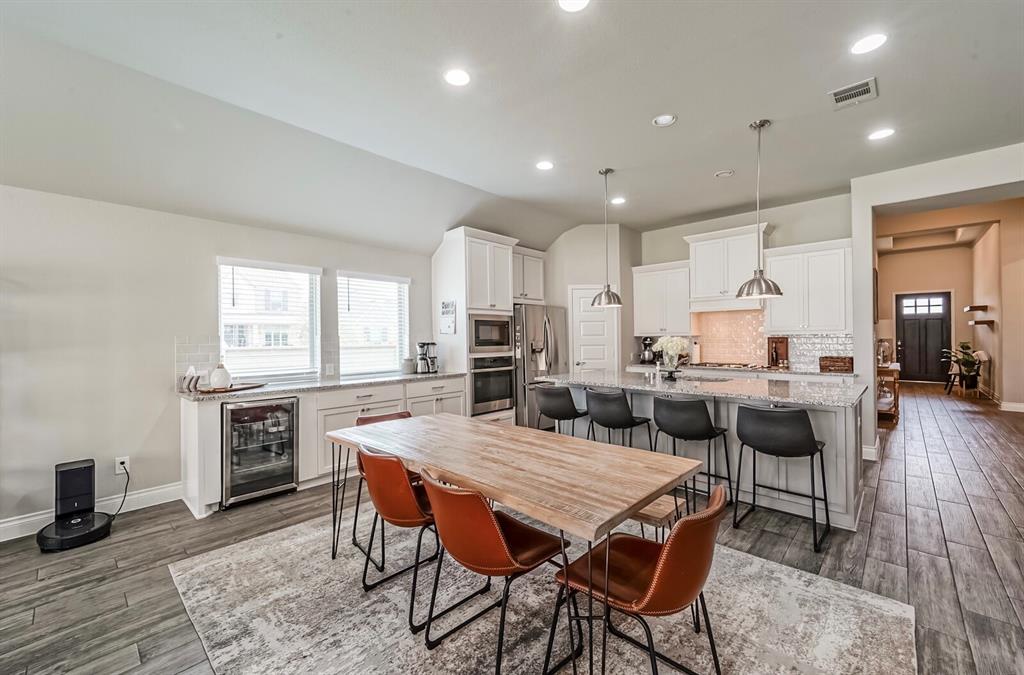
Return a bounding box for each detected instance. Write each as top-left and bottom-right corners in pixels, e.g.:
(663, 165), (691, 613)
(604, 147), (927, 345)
(653, 396), (734, 511)
(585, 388), (653, 450)
(534, 384), (588, 435)
(733, 405), (831, 552)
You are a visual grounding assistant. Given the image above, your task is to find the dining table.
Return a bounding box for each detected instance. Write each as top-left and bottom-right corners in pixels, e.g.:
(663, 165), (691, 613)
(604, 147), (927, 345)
(325, 412), (703, 674)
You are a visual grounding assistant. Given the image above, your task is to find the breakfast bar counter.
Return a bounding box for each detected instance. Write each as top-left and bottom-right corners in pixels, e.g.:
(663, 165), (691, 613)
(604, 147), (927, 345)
(537, 370), (868, 530)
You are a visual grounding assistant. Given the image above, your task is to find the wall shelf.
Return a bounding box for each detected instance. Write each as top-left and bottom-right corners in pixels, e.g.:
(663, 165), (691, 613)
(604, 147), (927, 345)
(963, 304), (989, 313)
(969, 319), (995, 327)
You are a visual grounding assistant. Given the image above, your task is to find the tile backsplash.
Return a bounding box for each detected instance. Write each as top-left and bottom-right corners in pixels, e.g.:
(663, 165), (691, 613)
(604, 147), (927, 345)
(174, 335), (221, 386)
(691, 310), (766, 364)
(786, 333), (855, 371)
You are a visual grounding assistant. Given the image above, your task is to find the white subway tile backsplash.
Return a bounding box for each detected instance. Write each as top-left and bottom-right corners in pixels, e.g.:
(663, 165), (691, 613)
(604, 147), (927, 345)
(174, 335), (222, 386)
(786, 334), (855, 371)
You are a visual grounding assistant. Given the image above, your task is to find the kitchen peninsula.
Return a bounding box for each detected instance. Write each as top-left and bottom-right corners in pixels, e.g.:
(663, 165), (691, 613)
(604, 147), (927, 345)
(537, 371), (868, 530)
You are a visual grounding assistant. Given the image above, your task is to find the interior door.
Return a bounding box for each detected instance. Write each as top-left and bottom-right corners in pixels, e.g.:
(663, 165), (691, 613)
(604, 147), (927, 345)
(896, 292), (951, 382)
(570, 287), (617, 375)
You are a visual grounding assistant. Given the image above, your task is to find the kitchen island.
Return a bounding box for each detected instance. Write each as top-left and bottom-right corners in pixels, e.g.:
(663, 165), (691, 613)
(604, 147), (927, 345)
(536, 370), (868, 530)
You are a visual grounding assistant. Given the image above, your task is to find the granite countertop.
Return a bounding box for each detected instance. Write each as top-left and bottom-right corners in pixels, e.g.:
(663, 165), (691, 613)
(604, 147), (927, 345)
(627, 363), (855, 378)
(178, 371), (467, 402)
(537, 371), (868, 408)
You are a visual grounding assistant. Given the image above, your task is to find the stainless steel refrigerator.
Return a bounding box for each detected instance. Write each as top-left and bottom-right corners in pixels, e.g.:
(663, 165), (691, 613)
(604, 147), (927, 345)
(513, 303), (568, 428)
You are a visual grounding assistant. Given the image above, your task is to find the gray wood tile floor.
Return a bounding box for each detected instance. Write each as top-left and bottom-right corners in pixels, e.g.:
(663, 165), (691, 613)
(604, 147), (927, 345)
(1, 383), (1022, 673)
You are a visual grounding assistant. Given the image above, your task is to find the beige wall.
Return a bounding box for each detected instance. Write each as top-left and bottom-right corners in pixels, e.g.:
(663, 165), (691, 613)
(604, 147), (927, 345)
(875, 197), (1024, 405)
(972, 225), (1001, 398)
(0, 185), (433, 522)
(641, 194), (851, 264)
(877, 246), (974, 344)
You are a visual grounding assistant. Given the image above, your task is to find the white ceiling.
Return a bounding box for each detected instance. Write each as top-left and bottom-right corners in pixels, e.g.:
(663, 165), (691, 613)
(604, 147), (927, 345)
(2, 1), (1022, 252)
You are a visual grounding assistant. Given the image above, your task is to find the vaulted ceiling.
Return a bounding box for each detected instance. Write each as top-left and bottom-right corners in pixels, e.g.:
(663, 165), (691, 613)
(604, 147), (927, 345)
(2, 1), (1021, 253)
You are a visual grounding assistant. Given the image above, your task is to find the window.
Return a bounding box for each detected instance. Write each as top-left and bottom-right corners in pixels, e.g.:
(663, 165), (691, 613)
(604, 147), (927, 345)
(223, 324), (249, 348)
(337, 272), (410, 376)
(263, 329), (290, 347)
(902, 296), (944, 315)
(218, 258), (321, 379)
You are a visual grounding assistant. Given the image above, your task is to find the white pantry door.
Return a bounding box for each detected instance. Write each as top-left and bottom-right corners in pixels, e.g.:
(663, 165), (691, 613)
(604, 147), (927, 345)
(569, 286), (618, 376)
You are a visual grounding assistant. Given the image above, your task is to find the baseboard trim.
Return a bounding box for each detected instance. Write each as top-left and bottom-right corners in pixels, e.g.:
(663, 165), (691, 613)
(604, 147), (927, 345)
(863, 435), (880, 462)
(0, 482), (182, 543)
(999, 401), (1024, 413)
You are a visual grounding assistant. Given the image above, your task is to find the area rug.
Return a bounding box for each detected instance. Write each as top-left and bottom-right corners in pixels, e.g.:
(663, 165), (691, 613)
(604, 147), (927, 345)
(170, 509), (916, 674)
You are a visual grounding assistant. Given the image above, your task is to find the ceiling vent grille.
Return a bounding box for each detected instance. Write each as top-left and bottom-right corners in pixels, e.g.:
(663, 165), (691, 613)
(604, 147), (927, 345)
(829, 77), (878, 110)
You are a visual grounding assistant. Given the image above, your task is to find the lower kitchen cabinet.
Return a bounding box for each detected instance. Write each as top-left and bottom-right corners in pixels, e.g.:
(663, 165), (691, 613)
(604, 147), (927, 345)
(408, 391), (465, 417)
(317, 400), (404, 476)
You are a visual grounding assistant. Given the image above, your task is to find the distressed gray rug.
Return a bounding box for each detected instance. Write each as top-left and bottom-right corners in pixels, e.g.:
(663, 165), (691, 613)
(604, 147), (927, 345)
(170, 510), (916, 674)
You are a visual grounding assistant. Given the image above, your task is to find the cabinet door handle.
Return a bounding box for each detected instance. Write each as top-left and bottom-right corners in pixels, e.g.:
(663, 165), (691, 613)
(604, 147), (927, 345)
(431, 385), (445, 390)
(355, 393), (374, 399)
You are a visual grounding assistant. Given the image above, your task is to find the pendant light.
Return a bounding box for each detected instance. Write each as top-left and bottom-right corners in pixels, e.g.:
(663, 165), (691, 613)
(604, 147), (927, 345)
(736, 119), (783, 299)
(591, 168), (623, 308)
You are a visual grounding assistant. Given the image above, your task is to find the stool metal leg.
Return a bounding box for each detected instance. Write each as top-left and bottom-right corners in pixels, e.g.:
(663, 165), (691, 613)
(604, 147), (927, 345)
(654, 428), (661, 452)
(810, 454), (819, 552)
(721, 435), (734, 505)
(646, 421), (653, 452)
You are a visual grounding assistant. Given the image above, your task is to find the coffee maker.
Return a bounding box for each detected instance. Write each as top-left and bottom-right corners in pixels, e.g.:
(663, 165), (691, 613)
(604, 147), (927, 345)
(639, 337), (656, 364)
(416, 342), (438, 373)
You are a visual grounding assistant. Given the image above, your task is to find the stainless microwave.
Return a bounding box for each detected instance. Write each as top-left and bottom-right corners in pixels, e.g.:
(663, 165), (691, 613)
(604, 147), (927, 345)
(469, 313), (513, 354)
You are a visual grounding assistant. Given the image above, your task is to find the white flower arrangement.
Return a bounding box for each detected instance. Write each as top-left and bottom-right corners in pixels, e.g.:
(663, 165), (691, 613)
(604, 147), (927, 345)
(653, 336), (689, 367)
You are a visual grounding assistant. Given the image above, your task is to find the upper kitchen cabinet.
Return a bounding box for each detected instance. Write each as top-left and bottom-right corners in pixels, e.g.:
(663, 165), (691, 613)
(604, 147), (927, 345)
(685, 223), (769, 311)
(466, 236), (514, 312)
(512, 247), (545, 304)
(632, 261), (691, 336)
(764, 239), (851, 334)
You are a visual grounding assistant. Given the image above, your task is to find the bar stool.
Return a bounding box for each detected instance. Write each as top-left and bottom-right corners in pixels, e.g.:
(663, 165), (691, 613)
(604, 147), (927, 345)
(733, 405), (831, 552)
(420, 468), (574, 674)
(535, 384), (588, 435)
(653, 397), (734, 509)
(351, 411), (414, 569)
(356, 446), (439, 633)
(585, 388), (653, 450)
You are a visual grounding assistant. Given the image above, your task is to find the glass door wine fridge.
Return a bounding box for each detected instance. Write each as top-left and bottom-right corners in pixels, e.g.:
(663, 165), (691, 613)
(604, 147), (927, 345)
(222, 397), (299, 507)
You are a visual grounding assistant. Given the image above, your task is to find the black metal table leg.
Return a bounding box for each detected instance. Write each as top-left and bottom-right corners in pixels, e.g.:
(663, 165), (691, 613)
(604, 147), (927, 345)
(330, 443), (351, 559)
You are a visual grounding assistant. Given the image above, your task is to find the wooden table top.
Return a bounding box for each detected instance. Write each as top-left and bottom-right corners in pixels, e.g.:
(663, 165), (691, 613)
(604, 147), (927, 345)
(325, 413), (702, 541)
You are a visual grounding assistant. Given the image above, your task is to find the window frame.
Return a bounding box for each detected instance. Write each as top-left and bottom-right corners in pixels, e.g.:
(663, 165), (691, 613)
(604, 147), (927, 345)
(216, 257), (322, 382)
(336, 270), (411, 377)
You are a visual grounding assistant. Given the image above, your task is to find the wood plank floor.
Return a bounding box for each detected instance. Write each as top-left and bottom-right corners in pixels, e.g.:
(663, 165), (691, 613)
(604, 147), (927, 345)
(1, 382), (1022, 674)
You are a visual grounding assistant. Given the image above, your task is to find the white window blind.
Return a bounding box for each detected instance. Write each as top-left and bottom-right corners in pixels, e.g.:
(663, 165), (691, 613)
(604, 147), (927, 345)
(218, 262), (321, 379)
(337, 273), (410, 376)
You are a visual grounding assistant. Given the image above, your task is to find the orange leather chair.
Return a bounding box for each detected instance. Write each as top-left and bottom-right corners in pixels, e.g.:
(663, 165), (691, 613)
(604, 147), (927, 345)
(356, 445), (439, 633)
(350, 411), (414, 569)
(544, 485), (728, 675)
(420, 468), (575, 674)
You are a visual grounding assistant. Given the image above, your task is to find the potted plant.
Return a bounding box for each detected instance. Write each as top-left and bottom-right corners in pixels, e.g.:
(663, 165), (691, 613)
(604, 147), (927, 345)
(942, 341), (980, 390)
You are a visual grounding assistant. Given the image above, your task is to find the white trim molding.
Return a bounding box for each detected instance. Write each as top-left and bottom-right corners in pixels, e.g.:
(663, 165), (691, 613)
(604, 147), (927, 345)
(999, 401), (1024, 413)
(863, 436), (880, 462)
(0, 482), (182, 543)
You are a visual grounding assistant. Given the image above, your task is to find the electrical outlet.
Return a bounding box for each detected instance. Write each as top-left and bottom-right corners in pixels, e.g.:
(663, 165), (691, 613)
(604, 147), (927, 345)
(115, 456), (130, 475)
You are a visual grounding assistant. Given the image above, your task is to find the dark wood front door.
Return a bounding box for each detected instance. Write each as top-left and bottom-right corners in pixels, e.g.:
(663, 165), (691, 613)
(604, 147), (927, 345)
(896, 292), (951, 382)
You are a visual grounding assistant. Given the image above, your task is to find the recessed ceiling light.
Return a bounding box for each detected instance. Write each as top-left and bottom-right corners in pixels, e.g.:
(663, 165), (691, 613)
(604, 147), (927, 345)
(443, 69), (470, 86)
(558, 0), (590, 12)
(868, 127), (895, 140)
(610, 196), (626, 205)
(651, 114), (677, 127)
(536, 160), (554, 171)
(851, 33), (887, 55)
(714, 169), (735, 178)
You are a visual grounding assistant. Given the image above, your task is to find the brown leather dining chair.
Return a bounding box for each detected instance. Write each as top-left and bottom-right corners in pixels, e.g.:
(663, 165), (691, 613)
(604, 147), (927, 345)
(356, 445), (439, 633)
(420, 468), (577, 674)
(351, 411), (414, 570)
(543, 485), (728, 675)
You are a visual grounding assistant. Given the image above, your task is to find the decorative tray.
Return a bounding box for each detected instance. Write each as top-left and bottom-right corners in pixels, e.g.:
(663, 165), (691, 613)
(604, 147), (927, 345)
(196, 382), (267, 394)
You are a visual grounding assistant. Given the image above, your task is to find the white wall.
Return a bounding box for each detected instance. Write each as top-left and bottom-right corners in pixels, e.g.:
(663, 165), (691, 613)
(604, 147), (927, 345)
(641, 194), (851, 264)
(544, 224), (620, 311)
(0, 185), (432, 522)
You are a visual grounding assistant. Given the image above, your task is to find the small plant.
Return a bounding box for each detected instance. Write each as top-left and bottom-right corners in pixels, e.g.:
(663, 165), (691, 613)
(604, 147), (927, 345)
(653, 335), (689, 368)
(942, 341), (980, 389)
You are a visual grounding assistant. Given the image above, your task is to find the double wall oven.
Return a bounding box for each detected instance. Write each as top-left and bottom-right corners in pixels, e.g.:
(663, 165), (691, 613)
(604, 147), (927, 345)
(468, 313), (514, 415)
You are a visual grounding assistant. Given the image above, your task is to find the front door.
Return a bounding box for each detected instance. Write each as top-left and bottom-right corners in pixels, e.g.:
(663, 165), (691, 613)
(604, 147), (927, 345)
(569, 286), (618, 376)
(896, 292), (951, 382)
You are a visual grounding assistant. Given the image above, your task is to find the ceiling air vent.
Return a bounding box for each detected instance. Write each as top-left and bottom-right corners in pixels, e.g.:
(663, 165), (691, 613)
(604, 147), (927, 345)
(829, 77), (878, 110)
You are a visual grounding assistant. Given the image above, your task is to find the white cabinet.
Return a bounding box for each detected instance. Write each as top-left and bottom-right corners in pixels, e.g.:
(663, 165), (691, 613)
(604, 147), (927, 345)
(407, 392), (465, 417)
(317, 400), (404, 476)
(685, 224), (768, 311)
(764, 240), (851, 334)
(466, 237), (513, 312)
(632, 261), (691, 337)
(513, 250), (544, 303)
